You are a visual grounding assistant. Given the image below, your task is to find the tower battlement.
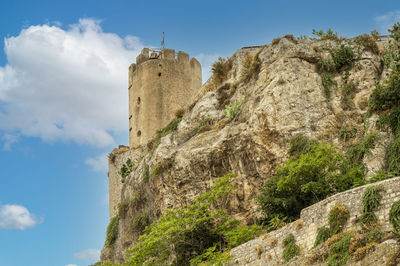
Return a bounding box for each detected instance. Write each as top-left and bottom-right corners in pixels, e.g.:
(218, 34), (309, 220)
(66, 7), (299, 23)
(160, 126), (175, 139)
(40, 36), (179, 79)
(128, 48), (202, 148)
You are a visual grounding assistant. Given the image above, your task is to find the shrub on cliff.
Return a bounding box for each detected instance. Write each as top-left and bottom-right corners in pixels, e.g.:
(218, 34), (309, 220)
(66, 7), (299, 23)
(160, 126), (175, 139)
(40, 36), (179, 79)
(105, 215), (119, 248)
(368, 23), (400, 176)
(211, 57), (232, 84)
(124, 173), (262, 266)
(332, 45), (355, 71)
(257, 141), (364, 225)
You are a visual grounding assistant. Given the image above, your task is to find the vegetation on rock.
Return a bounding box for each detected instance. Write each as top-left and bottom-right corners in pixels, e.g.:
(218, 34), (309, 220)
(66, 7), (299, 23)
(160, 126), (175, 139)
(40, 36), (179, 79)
(224, 100), (244, 119)
(359, 186), (382, 229)
(390, 200), (400, 238)
(328, 205), (350, 235)
(124, 173), (261, 265)
(105, 215), (119, 248)
(211, 57), (232, 85)
(257, 139), (364, 225)
(119, 159), (134, 183)
(282, 234), (300, 263)
(327, 233), (352, 266)
(314, 226), (330, 247)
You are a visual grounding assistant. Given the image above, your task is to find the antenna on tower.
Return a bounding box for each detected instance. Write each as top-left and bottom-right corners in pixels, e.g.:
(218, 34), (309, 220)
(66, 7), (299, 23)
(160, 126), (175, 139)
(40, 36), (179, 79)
(161, 32), (165, 50)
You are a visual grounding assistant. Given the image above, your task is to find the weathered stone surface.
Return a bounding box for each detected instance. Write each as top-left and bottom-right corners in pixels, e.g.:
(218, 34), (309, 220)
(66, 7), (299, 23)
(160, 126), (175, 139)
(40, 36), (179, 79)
(101, 37), (395, 263)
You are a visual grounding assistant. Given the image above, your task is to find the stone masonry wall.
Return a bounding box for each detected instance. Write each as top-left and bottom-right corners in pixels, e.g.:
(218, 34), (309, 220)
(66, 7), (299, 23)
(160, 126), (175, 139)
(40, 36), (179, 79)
(128, 48), (202, 148)
(229, 177), (400, 265)
(108, 145), (144, 218)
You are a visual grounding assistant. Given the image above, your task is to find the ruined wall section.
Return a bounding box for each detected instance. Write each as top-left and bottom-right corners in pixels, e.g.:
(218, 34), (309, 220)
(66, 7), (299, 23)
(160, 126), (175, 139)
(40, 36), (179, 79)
(129, 48), (202, 148)
(229, 177), (400, 265)
(107, 146), (144, 218)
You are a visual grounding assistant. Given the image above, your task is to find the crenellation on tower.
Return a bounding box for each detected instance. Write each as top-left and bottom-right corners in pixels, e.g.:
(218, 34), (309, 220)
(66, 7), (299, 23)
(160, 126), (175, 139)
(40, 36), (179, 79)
(162, 48), (175, 60)
(128, 47), (202, 148)
(177, 51), (189, 64)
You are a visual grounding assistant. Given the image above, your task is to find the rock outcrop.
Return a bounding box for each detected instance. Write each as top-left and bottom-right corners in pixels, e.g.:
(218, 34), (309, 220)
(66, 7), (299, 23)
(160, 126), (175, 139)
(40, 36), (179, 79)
(101, 36), (395, 264)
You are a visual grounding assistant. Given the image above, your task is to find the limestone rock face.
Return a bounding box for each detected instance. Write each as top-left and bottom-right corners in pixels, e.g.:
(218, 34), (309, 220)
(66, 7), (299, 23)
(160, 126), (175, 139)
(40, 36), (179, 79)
(101, 37), (390, 262)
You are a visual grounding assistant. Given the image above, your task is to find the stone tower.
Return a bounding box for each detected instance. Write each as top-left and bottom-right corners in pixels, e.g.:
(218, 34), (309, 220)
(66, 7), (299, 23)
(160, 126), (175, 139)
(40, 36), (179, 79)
(128, 48), (202, 148)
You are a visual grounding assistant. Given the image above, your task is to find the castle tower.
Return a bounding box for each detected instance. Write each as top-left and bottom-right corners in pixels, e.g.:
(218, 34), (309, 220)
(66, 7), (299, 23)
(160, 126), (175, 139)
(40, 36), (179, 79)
(128, 48), (202, 148)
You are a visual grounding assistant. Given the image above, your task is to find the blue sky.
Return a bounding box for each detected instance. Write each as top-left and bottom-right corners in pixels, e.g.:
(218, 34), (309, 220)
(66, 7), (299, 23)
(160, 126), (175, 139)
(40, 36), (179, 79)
(0, 1), (399, 265)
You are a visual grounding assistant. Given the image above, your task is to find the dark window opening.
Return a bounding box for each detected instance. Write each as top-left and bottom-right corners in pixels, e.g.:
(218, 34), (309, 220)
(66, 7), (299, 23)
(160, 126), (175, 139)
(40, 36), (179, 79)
(158, 72), (162, 77)
(137, 130), (141, 137)
(137, 97), (141, 104)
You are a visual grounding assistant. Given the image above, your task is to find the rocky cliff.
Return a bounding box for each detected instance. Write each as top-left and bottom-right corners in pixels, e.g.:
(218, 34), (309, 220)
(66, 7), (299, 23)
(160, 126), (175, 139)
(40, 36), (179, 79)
(100, 34), (398, 264)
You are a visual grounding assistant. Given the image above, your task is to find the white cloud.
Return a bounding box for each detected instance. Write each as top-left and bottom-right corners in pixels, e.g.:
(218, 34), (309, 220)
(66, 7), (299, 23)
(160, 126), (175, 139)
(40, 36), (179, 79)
(73, 248), (101, 260)
(195, 53), (224, 83)
(2, 133), (18, 150)
(0, 204), (40, 230)
(375, 10), (400, 34)
(66, 264), (78, 266)
(0, 18), (144, 147)
(85, 152), (108, 172)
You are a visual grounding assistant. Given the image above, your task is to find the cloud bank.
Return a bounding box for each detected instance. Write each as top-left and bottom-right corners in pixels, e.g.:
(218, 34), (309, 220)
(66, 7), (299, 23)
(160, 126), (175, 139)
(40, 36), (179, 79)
(74, 248), (101, 260)
(0, 19), (144, 147)
(0, 204), (40, 230)
(85, 152), (108, 172)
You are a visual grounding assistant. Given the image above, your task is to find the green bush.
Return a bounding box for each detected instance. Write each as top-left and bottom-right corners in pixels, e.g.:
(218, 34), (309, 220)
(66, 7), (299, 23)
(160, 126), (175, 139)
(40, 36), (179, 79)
(390, 200), (400, 237)
(389, 106), (400, 136)
(282, 234), (300, 263)
(225, 224), (262, 249)
(366, 171), (394, 184)
(257, 142), (364, 224)
(119, 158), (135, 183)
(387, 137), (400, 175)
(125, 173), (261, 266)
(346, 133), (379, 165)
(383, 23), (400, 71)
(340, 81), (357, 110)
(265, 216), (287, 232)
(369, 73), (400, 114)
(356, 186), (382, 229)
(189, 245), (230, 266)
(327, 234), (352, 266)
(105, 215), (119, 247)
(211, 57), (230, 84)
(332, 46), (355, 71)
(314, 226), (331, 247)
(130, 211), (151, 233)
(354, 34), (379, 54)
(364, 230), (383, 244)
(224, 100), (244, 119)
(312, 29), (340, 41)
(288, 134), (317, 159)
(362, 186), (382, 213)
(328, 205), (350, 235)
(321, 73), (337, 100)
(317, 57), (336, 73)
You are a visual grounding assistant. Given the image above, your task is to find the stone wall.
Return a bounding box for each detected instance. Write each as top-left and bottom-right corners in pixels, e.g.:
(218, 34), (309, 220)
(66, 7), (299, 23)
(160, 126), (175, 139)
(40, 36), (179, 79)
(128, 48), (202, 148)
(229, 177), (400, 265)
(107, 145), (144, 218)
